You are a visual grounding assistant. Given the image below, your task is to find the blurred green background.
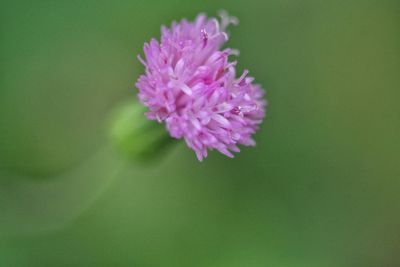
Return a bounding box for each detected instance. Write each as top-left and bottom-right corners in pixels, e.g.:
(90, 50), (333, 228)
(1, 0), (399, 266)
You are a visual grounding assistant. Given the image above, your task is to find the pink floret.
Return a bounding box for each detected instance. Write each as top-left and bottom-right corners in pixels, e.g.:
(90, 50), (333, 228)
(136, 12), (266, 161)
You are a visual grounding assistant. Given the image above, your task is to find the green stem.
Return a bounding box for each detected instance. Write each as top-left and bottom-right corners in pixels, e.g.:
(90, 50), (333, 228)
(108, 100), (175, 162)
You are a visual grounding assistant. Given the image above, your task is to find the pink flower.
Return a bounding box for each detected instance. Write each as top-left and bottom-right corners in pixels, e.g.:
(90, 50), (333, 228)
(136, 11), (266, 161)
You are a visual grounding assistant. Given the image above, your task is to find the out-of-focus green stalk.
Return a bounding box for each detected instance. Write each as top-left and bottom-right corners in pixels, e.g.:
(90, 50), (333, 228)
(108, 100), (175, 162)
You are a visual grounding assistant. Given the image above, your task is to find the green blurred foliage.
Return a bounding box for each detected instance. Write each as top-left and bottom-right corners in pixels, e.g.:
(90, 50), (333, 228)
(0, 0), (399, 266)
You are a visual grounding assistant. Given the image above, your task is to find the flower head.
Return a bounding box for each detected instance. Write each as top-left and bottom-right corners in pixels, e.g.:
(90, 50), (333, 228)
(136, 11), (266, 161)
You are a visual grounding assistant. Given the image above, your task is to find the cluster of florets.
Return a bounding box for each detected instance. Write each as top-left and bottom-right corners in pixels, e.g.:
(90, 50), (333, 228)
(136, 12), (266, 161)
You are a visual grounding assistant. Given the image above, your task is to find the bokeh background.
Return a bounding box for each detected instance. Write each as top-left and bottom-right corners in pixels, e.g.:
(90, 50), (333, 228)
(1, 0), (399, 266)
